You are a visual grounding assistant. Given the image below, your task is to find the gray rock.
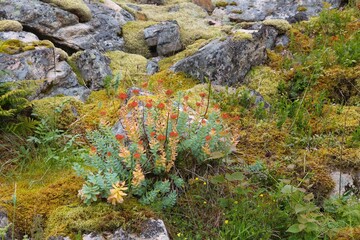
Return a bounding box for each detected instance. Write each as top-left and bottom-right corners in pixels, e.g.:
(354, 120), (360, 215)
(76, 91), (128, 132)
(171, 26), (279, 86)
(144, 21), (183, 57)
(73, 49), (112, 90)
(0, 0), (134, 52)
(275, 34), (290, 48)
(48, 236), (71, 240)
(83, 232), (105, 240)
(0, 210), (11, 240)
(330, 170), (360, 197)
(0, 31), (39, 43)
(0, 48), (89, 101)
(135, 0), (165, 5)
(216, 0), (341, 23)
(146, 57), (161, 75)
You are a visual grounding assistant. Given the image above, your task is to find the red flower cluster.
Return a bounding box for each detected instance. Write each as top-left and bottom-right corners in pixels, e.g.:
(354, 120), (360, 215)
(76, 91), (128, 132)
(128, 101), (138, 108)
(170, 114), (178, 120)
(165, 89), (174, 96)
(170, 131), (178, 138)
(157, 134), (166, 141)
(199, 92), (207, 98)
(132, 89), (140, 95)
(157, 102), (165, 110)
(205, 135), (212, 141)
(117, 92), (127, 100)
(116, 134), (125, 141)
(133, 153), (141, 159)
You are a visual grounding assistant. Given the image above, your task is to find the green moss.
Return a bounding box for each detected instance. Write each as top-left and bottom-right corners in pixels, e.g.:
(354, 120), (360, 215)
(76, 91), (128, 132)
(232, 31), (253, 41)
(105, 51), (148, 87)
(0, 39), (56, 54)
(41, 0), (92, 22)
(31, 96), (83, 129)
(45, 198), (154, 238)
(215, 1), (228, 8)
(122, 21), (157, 58)
(297, 6), (307, 12)
(263, 19), (292, 33)
(0, 20), (23, 32)
(149, 70), (198, 93)
(68, 52), (86, 86)
(244, 66), (283, 103)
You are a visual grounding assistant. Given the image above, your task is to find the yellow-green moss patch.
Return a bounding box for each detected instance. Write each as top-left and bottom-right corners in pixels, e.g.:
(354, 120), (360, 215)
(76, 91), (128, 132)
(45, 198), (154, 238)
(0, 39), (55, 54)
(105, 51), (148, 87)
(122, 21), (157, 58)
(232, 31), (253, 41)
(263, 19), (292, 33)
(149, 70), (198, 93)
(244, 66), (283, 103)
(32, 96), (83, 129)
(41, 0), (92, 22)
(0, 20), (23, 32)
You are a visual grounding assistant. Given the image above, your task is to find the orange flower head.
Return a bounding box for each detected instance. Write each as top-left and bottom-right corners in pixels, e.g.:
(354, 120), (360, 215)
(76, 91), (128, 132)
(107, 152), (112, 157)
(170, 114), (178, 120)
(184, 95), (189, 101)
(150, 131), (156, 137)
(221, 113), (230, 119)
(213, 104), (220, 110)
(90, 146), (97, 153)
(165, 89), (174, 96)
(199, 92), (207, 98)
(100, 110), (107, 116)
(128, 101), (138, 109)
(145, 102), (153, 108)
(133, 153), (141, 159)
(142, 82), (148, 88)
(117, 92), (127, 100)
(116, 134), (125, 141)
(132, 89), (140, 95)
(157, 102), (165, 110)
(157, 134), (166, 141)
(196, 102), (202, 107)
(205, 135), (212, 141)
(170, 131), (179, 138)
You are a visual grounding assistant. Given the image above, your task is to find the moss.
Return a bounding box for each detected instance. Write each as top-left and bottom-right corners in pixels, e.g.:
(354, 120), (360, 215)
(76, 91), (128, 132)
(158, 39), (211, 70)
(41, 0), (92, 22)
(0, 39), (56, 54)
(244, 66), (283, 103)
(55, 48), (69, 61)
(263, 19), (292, 33)
(45, 198), (154, 238)
(148, 70), (198, 93)
(105, 51), (148, 87)
(0, 20), (23, 32)
(31, 96), (83, 130)
(137, 2), (225, 47)
(214, 1), (228, 8)
(122, 21), (157, 58)
(232, 31), (253, 41)
(0, 174), (83, 235)
(67, 52), (86, 86)
(297, 6), (307, 12)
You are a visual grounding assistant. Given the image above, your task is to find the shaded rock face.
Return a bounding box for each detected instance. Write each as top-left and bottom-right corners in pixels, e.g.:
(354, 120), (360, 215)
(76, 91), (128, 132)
(217, 0), (341, 22)
(0, 0), (133, 52)
(0, 210), (11, 240)
(171, 26), (279, 85)
(144, 21), (183, 57)
(330, 170), (360, 197)
(0, 47), (90, 101)
(73, 49), (112, 91)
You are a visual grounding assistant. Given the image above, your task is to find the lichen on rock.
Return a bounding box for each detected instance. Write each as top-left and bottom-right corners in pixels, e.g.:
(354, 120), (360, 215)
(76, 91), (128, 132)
(40, 0), (92, 22)
(0, 20), (23, 32)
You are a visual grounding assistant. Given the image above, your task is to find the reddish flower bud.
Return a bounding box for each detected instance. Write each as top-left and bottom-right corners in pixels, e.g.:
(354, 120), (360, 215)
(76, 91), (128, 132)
(165, 89), (174, 96)
(157, 134), (166, 141)
(196, 102), (202, 107)
(157, 102), (165, 110)
(90, 146), (97, 153)
(133, 153), (141, 159)
(150, 132), (156, 137)
(221, 113), (230, 119)
(116, 134), (125, 141)
(117, 92), (127, 100)
(107, 152), (112, 156)
(132, 89), (140, 95)
(213, 104), (220, 110)
(142, 82), (148, 88)
(205, 135), (212, 141)
(170, 131), (178, 138)
(170, 114), (178, 120)
(199, 92), (207, 98)
(145, 102), (153, 108)
(128, 101), (138, 108)
(100, 110), (107, 116)
(184, 95), (189, 101)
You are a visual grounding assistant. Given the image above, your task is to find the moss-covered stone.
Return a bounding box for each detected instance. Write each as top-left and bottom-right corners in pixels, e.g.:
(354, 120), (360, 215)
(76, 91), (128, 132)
(31, 96), (83, 130)
(122, 21), (157, 58)
(45, 199), (154, 238)
(232, 31), (253, 41)
(245, 66), (283, 103)
(263, 19), (292, 33)
(41, 0), (92, 22)
(0, 39), (55, 54)
(0, 20), (23, 32)
(105, 51), (148, 87)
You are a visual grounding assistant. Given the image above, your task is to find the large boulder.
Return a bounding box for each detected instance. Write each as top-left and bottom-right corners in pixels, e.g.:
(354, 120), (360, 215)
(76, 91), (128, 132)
(0, 46), (90, 101)
(71, 49), (112, 91)
(171, 26), (279, 85)
(144, 21), (183, 57)
(0, 0), (134, 52)
(214, 0), (341, 23)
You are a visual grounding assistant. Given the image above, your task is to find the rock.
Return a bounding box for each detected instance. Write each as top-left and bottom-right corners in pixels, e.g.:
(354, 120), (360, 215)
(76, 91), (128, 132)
(216, 0), (341, 23)
(330, 170), (360, 197)
(146, 57), (161, 75)
(275, 34), (290, 48)
(135, 0), (165, 5)
(0, 31), (39, 43)
(287, 12), (309, 23)
(72, 49), (112, 90)
(171, 26), (279, 86)
(0, 20), (23, 32)
(144, 21), (183, 57)
(192, 0), (215, 13)
(48, 236), (71, 240)
(0, 47), (90, 101)
(83, 232), (104, 240)
(40, 0), (92, 22)
(0, 210), (11, 240)
(0, 0), (134, 52)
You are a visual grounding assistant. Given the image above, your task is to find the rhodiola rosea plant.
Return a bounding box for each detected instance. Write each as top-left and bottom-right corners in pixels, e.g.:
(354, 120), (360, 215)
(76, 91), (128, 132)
(74, 86), (236, 208)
